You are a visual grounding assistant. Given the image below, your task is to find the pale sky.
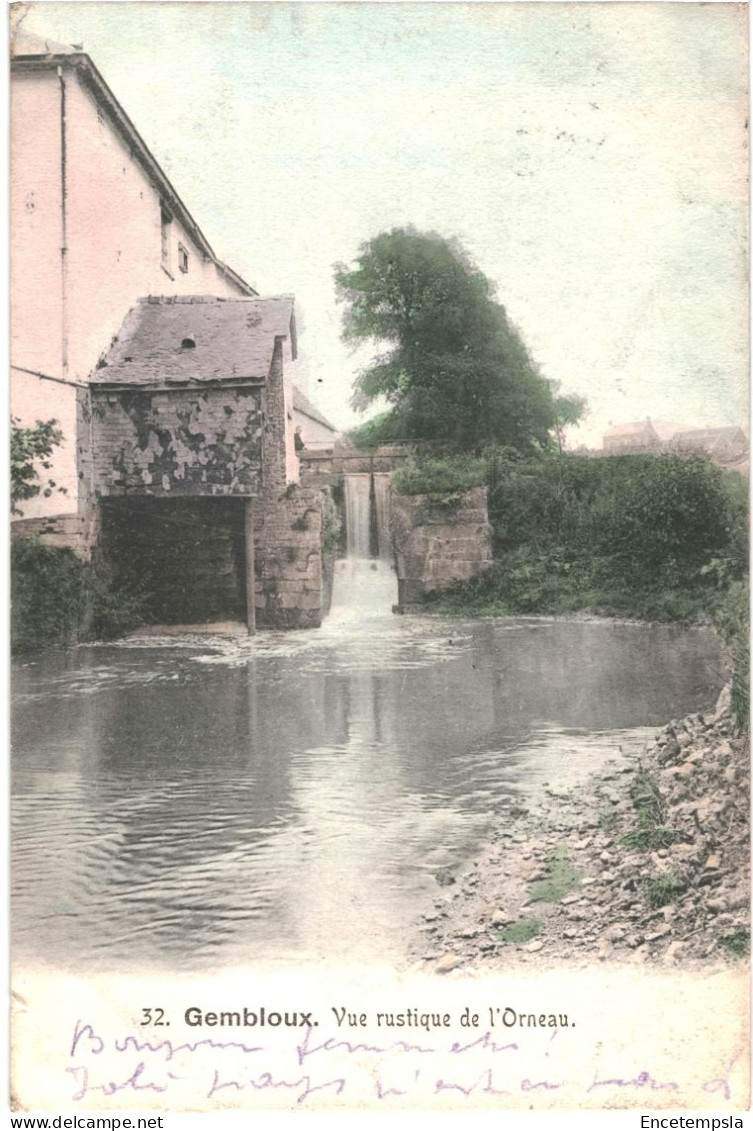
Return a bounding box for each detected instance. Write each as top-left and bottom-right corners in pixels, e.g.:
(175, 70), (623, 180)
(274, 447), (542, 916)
(14, 1), (750, 446)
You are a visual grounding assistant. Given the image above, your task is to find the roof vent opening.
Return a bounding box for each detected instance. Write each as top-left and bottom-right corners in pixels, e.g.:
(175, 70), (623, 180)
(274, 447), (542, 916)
(181, 337), (196, 350)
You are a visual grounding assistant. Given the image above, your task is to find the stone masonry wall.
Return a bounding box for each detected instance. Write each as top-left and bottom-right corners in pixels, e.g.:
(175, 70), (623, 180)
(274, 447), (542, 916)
(253, 342), (325, 628)
(87, 385), (263, 497)
(254, 487), (324, 629)
(391, 486), (493, 609)
(299, 444), (411, 489)
(259, 341), (288, 499)
(10, 511), (99, 560)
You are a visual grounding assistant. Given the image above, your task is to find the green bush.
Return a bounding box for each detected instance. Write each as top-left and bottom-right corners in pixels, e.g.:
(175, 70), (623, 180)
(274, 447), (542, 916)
(11, 537), (144, 653)
(392, 454), (487, 495)
(424, 451), (747, 626)
(597, 455), (742, 588)
(486, 451), (609, 555)
(350, 412), (412, 449)
(486, 453), (745, 582)
(321, 489), (342, 556)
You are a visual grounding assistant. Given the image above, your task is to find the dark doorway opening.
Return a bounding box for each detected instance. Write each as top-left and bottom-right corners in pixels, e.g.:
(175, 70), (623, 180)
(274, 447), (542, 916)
(99, 498), (248, 625)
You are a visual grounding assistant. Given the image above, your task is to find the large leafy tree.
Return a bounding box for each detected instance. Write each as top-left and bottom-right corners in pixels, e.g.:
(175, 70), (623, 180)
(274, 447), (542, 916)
(335, 228), (567, 450)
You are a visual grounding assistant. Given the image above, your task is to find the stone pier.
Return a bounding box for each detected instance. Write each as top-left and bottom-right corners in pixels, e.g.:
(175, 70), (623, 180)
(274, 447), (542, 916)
(390, 485), (493, 610)
(254, 486), (325, 629)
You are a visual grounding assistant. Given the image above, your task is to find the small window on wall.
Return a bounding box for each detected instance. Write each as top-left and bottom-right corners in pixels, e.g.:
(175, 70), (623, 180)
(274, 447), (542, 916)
(160, 205), (172, 268)
(178, 244), (189, 274)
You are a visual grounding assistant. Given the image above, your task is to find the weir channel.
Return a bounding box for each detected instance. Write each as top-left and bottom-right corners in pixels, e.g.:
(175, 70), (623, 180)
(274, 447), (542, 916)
(343, 471), (392, 562)
(11, 492), (725, 973)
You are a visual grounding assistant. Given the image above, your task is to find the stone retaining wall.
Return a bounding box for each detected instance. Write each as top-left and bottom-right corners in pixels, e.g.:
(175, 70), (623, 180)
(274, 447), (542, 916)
(390, 486), (493, 609)
(11, 512), (99, 560)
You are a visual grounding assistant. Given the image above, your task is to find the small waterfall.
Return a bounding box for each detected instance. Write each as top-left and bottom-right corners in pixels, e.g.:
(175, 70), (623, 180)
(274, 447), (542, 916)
(344, 474), (373, 558)
(373, 474), (392, 563)
(344, 473), (392, 561)
(337, 473), (396, 612)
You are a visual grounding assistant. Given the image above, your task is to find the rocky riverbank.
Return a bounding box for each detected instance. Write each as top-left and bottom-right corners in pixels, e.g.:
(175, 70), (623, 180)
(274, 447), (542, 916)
(416, 686), (749, 971)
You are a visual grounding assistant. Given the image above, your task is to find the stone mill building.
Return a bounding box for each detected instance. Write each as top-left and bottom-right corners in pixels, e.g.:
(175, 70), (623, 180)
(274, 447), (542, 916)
(11, 31), (329, 630)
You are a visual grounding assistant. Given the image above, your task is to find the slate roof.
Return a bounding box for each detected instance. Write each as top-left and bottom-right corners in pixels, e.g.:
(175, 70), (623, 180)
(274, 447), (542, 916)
(292, 386), (336, 432)
(90, 295), (296, 387)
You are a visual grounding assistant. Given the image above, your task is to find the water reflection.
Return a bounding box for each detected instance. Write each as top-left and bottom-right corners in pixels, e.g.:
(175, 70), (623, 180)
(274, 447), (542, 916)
(12, 563), (723, 971)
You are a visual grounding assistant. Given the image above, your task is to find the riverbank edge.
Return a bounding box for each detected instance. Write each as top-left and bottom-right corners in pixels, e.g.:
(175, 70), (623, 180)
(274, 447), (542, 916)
(395, 604), (718, 629)
(415, 682), (750, 974)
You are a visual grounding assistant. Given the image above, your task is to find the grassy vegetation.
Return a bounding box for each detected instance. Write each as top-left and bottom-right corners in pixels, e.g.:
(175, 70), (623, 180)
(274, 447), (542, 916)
(620, 826), (684, 851)
(644, 873), (687, 909)
(711, 579), (749, 728)
(618, 766), (685, 852)
(494, 919), (541, 945)
(425, 562), (725, 623)
(598, 810), (618, 833)
(11, 537), (145, 654)
(721, 930), (749, 958)
(321, 488), (343, 556)
(628, 767), (664, 826)
(527, 844), (581, 903)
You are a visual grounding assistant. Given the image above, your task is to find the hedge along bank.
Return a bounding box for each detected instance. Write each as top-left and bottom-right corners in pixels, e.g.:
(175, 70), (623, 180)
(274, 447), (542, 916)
(400, 449), (747, 620)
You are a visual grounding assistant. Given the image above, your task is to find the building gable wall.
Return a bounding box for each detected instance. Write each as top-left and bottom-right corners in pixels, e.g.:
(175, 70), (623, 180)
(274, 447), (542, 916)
(10, 70), (64, 381)
(64, 70), (246, 384)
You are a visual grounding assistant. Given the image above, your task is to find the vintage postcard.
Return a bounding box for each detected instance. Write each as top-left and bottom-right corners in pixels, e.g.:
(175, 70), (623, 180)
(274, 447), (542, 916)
(8, 1), (750, 1121)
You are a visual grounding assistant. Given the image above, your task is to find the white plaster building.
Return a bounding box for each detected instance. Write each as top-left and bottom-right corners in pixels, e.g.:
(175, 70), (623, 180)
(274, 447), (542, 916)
(10, 32), (308, 518)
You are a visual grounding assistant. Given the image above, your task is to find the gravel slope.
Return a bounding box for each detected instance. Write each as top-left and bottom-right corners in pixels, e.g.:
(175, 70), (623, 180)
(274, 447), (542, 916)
(416, 685), (749, 972)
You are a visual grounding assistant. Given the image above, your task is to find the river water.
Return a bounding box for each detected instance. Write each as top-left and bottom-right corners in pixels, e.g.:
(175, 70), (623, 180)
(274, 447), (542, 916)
(12, 559), (724, 973)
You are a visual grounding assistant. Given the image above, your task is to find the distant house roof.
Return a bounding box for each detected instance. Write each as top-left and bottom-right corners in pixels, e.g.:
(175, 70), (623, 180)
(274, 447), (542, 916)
(674, 426), (747, 446)
(292, 387), (336, 432)
(603, 420), (659, 438)
(90, 295), (296, 387)
(11, 31), (255, 298)
(650, 421), (693, 443)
